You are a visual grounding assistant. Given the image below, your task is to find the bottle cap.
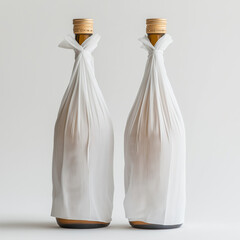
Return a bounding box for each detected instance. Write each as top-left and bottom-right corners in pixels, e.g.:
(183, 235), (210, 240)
(73, 19), (93, 34)
(146, 18), (167, 34)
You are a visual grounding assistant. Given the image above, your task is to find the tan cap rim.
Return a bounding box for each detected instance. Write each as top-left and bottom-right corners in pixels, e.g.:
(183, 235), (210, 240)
(73, 18), (93, 34)
(146, 18), (167, 34)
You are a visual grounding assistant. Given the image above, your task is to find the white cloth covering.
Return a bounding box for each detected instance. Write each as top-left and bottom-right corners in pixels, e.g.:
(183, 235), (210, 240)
(51, 34), (114, 222)
(124, 34), (186, 225)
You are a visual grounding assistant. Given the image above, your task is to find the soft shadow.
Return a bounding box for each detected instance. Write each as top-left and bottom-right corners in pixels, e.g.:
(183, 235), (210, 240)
(0, 221), (58, 229)
(108, 223), (132, 230)
(0, 221), (135, 230)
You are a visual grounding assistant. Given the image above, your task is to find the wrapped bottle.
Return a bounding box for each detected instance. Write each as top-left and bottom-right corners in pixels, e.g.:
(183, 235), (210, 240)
(124, 19), (186, 229)
(51, 19), (114, 229)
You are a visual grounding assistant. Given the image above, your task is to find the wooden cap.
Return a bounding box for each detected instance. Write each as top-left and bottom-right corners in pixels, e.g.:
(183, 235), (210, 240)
(73, 18), (93, 34)
(146, 18), (167, 34)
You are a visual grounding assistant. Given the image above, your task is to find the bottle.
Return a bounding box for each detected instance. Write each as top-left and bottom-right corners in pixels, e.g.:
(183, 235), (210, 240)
(51, 19), (114, 229)
(124, 19), (186, 229)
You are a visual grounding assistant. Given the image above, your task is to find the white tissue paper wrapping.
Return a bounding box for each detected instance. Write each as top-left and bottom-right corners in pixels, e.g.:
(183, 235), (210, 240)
(51, 34), (114, 222)
(124, 34), (186, 225)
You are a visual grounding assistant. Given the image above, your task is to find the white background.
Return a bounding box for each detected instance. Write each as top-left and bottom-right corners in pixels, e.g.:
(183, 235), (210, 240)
(0, 0), (240, 239)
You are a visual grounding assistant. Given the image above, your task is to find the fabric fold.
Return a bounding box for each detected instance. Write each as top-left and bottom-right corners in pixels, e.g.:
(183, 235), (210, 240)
(124, 34), (185, 225)
(51, 34), (114, 222)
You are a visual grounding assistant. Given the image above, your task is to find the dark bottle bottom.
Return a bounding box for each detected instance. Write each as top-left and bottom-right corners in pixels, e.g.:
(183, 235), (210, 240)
(130, 221), (182, 229)
(56, 218), (110, 229)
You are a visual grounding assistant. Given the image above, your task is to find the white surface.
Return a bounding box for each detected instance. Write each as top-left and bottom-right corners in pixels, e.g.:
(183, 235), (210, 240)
(0, 0), (240, 239)
(0, 216), (239, 240)
(124, 34), (185, 225)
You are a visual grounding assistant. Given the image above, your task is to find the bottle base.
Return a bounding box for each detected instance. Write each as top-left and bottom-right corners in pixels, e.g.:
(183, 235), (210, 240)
(129, 221), (182, 229)
(56, 218), (110, 229)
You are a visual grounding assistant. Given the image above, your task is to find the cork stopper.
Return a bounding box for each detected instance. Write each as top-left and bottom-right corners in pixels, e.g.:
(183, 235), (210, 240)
(73, 18), (93, 34)
(146, 18), (167, 34)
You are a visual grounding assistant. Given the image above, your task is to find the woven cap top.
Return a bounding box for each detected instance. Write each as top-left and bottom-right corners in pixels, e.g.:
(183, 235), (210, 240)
(73, 19), (93, 34)
(146, 18), (167, 34)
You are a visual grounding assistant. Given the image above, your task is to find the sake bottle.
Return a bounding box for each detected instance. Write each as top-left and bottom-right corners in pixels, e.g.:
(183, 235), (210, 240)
(51, 19), (114, 229)
(124, 19), (186, 229)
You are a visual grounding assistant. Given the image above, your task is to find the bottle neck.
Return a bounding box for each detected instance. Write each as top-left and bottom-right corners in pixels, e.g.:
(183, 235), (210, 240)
(75, 34), (92, 45)
(148, 33), (165, 46)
